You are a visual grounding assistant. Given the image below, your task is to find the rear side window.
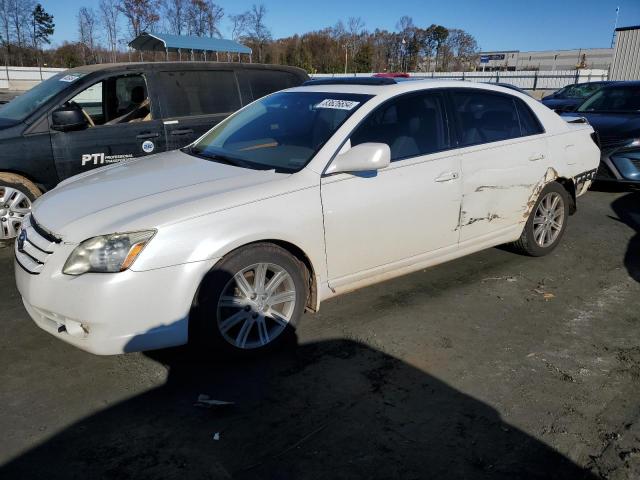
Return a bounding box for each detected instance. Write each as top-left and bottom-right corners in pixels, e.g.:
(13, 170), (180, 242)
(351, 91), (450, 161)
(158, 70), (241, 118)
(515, 99), (544, 136)
(246, 70), (302, 100)
(452, 91), (522, 146)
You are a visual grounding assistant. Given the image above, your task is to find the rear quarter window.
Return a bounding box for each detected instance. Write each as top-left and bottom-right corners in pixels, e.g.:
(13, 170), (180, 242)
(246, 70), (303, 100)
(158, 70), (241, 118)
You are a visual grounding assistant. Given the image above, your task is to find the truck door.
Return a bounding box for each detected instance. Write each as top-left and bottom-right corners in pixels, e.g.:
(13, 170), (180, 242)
(155, 69), (242, 150)
(50, 73), (167, 180)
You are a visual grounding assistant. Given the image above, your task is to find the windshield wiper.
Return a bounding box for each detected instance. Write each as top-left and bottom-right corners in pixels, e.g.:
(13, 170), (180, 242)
(184, 145), (252, 168)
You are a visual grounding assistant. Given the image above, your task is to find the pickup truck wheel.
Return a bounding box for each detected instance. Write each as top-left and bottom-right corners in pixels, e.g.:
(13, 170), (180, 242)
(511, 182), (569, 257)
(0, 173), (41, 240)
(195, 243), (307, 355)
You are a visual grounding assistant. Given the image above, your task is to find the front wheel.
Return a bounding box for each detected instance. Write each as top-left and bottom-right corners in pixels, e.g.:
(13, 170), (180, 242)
(194, 243), (308, 355)
(0, 174), (41, 241)
(511, 182), (569, 256)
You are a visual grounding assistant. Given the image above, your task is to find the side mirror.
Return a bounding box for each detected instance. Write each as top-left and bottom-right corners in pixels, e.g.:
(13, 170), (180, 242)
(52, 107), (88, 132)
(326, 142), (391, 175)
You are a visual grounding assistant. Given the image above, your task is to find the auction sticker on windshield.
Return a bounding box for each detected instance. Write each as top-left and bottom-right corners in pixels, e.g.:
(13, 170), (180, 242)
(315, 99), (360, 110)
(59, 73), (85, 83)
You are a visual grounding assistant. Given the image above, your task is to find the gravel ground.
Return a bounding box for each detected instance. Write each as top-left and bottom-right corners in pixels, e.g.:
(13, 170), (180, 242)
(0, 188), (638, 479)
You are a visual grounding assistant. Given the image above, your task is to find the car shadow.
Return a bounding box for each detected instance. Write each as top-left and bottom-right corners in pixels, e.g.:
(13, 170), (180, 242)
(610, 192), (640, 283)
(1, 331), (596, 479)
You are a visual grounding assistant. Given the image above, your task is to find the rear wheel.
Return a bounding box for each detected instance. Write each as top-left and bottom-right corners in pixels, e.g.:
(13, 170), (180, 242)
(511, 182), (569, 256)
(194, 243), (308, 355)
(0, 174), (41, 240)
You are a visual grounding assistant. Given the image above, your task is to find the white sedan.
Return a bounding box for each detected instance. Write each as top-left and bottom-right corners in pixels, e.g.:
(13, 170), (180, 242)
(14, 78), (600, 355)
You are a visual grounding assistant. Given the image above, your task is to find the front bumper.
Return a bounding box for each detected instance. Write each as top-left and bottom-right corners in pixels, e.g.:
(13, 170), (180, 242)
(15, 257), (218, 355)
(596, 144), (640, 184)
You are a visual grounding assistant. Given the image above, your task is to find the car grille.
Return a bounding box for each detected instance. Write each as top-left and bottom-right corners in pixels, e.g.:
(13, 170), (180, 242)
(14, 215), (60, 275)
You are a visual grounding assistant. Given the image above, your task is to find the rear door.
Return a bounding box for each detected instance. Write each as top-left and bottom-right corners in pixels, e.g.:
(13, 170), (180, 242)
(50, 72), (167, 180)
(156, 69), (242, 150)
(449, 89), (549, 243)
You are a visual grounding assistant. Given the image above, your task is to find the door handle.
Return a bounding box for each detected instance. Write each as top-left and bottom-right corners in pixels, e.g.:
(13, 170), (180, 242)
(435, 172), (460, 182)
(170, 128), (194, 136)
(529, 153), (545, 162)
(136, 132), (160, 139)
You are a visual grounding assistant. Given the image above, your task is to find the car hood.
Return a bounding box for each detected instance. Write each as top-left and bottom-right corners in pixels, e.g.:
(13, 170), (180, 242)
(32, 150), (301, 241)
(541, 98), (581, 111)
(566, 112), (640, 140)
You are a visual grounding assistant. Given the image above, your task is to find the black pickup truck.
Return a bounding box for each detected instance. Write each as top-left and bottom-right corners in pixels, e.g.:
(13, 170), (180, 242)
(0, 62), (308, 239)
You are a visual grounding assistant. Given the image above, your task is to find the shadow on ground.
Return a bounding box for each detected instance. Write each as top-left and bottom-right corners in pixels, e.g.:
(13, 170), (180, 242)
(1, 333), (596, 479)
(610, 191), (640, 283)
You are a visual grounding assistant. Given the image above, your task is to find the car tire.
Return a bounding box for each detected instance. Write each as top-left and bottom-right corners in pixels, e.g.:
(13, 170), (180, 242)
(193, 243), (308, 355)
(0, 173), (41, 241)
(510, 182), (569, 257)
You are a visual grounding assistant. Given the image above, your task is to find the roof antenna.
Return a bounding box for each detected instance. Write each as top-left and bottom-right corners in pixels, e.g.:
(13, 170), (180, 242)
(610, 6), (620, 48)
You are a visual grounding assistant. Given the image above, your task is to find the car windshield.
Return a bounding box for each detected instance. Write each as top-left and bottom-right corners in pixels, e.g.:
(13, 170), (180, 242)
(0, 71), (87, 123)
(577, 85), (640, 113)
(556, 83), (602, 99)
(188, 91), (372, 172)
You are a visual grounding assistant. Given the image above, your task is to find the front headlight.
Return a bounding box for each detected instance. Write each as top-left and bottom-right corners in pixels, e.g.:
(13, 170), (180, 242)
(63, 230), (156, 275)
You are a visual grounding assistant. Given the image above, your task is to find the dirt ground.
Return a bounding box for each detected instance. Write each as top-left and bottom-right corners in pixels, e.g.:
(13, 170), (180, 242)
(0, 188), (638, 480)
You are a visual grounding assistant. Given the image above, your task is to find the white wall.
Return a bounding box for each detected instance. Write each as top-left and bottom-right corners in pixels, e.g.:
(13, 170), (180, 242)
(0, 66), (65, 90)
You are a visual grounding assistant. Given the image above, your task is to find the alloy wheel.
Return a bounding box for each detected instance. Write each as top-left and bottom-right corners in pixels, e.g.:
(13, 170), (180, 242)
(532, 191), (565, 248)
(216, 262), (297, 349)
(0, 186), (32, 240)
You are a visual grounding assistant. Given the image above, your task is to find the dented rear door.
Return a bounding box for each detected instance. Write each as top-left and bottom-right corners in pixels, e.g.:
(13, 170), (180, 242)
(447, 88), (550, 243)
(457, 136), (549, 243)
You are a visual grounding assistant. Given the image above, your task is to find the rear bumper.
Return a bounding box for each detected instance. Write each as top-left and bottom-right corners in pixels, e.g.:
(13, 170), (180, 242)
(15, 257), (218, 355)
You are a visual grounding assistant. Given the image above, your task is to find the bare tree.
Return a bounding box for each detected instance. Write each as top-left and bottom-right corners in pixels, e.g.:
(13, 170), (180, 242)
(163, 0), (187, 35)
(346, 16), (364, 59)
(7, 0), (34, 64)
(117, 0), (160, 38)
(234, 4), (270, 62)
(229, 12), (249, 41)
(100, 0), (119, 62)
(205, 1), (223, 38)
(77, 7), (98, 64)
(185, 0), (222, 37)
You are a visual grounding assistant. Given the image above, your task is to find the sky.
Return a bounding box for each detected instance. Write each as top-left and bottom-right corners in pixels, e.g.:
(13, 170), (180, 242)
(46, 0), (640, 52)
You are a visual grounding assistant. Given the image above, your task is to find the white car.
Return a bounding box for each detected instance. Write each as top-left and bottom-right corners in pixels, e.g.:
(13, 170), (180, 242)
(14, 78), (600, 355)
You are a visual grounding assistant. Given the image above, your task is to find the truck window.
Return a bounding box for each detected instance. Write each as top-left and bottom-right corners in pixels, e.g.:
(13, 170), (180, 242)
(157, 70), (241, 118)
(67, 74), (151, 127)
(245, 70), (301, 100)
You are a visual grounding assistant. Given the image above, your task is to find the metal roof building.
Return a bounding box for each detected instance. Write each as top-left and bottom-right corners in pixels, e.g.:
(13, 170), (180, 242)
(610, 25), (640, 80)
(129, 32), (252, 61)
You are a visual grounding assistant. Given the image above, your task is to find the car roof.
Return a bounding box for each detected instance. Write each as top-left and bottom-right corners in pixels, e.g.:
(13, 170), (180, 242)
(62, 61), (308, 77)
(290, 78), (530, 98)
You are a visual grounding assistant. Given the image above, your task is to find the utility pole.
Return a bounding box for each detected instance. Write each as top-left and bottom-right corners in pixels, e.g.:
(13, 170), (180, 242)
(344, 45), (348, 74)
(611, 6), (620, 48)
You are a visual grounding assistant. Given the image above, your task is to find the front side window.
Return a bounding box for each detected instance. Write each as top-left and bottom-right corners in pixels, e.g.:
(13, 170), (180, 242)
(158, 70), (241, 118)
(67, 73), (151, 127)
(189, 91), (372, 172)
(351, 91), (450, 161)
(452, 90), (529, 146)
(577, 86), (640, 113)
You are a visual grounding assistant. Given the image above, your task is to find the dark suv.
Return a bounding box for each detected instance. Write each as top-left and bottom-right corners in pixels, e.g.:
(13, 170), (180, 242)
(0, 62), (308, 239)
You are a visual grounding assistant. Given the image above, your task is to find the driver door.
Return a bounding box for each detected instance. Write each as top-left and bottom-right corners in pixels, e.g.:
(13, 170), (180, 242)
(50, 73), (167, 180)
